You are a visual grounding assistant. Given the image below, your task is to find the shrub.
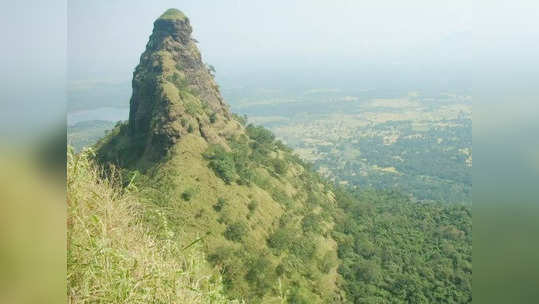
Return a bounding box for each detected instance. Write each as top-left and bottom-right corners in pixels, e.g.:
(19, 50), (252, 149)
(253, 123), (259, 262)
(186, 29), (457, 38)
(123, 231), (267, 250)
(287, 286), (315, 304)
(224, 221), (248, 242)
(185, 101), (202, 115)
(205, 145), (237, 184)
(181, 188), (196, 201)
(247, 200), (258, 213)
(209, 157), (236, 184)
(207, 245), (235, 265)
(271, 158), (288, 175)
(290, 236), (317, 261)
(357, 260), (382, 283)
(268, 227), (297, 252)
(214, 197), (227, 212)
(271, 188), (292, 206)
(302, 213), (323, 234)
(167, 72), (189, 89)
(246, 255), (275, 297)
(232, 113), (247, 126)
(318, 251), (338, 274)
(275, 263), (285, 277)
(275, 140), (292, 153)
(246, 124), (275, 144)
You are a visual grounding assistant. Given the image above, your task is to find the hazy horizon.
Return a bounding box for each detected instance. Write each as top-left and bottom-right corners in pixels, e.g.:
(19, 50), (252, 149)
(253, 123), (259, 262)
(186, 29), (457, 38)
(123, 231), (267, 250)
(68, 0), (475, 91)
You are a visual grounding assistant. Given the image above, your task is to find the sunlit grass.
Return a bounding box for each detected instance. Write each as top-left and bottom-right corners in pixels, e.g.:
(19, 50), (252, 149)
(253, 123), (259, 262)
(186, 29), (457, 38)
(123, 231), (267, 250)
(67, 148), (238, 303)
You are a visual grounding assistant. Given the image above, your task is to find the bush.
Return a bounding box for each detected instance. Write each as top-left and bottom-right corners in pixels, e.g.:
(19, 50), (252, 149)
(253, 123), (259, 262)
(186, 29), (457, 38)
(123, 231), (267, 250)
(302, 214), (323, 234)
(246, 255), (275, 297)
(268, 227), (297, 252)
(246, 124), (275, 144)
(275, 140), (292, 153)
(214, 197), (227, 212)
(181, 188), (196, 201)
(210, 158), (236, 184)
(271, 158), (288, 175)
(247, 200), (258, 213)
(290, 236), (317, 261)
(357, 260), (382, 283)
(318, 251), (338, 274)
(224, 221), (248, 242)
(271, 188), (292, 207)
(287, 286), (316, 304)
(232, 113), (247, 126)
(205, 145), (237, 184)
(209, 112), (217, 123)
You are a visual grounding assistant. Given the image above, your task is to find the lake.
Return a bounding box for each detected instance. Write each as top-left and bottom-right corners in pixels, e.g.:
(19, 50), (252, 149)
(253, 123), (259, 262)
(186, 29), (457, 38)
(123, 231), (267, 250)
(68, 107), (129, 126)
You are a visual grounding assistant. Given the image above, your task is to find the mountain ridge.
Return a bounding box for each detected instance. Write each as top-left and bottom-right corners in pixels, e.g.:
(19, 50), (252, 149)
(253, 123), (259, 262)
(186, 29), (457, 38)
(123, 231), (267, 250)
(123, 8), (236, 164)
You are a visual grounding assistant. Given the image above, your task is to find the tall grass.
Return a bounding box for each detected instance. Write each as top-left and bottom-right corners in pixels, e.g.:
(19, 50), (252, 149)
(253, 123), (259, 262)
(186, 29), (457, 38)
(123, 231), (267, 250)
(67, 148), (238, 303)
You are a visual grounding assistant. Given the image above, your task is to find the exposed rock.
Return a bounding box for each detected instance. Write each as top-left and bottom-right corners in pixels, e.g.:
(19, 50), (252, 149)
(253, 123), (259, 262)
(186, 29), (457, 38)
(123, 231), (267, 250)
(127, 8), (232, 159)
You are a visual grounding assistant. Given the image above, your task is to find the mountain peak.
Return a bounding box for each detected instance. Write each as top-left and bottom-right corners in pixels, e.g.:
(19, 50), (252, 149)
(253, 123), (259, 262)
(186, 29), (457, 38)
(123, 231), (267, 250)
(152, 9), (193, 46)
(98, 9), (238, 164)
(158, 8), (187, 21)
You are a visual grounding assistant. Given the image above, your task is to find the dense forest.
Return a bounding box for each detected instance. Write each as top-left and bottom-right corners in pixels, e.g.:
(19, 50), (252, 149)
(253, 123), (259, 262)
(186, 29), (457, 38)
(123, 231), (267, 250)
(333, 188), (472, 303)
(337, 119), (472, 203)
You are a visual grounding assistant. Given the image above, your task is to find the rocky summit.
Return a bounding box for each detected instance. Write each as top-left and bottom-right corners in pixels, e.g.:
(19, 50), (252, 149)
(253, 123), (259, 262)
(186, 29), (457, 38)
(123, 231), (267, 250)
(125, 8), (237, 163)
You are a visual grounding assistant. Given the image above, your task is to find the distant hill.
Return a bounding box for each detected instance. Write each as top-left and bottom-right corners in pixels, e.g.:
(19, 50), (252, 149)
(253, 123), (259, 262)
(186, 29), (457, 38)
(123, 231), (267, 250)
(68, 81), (130, 112)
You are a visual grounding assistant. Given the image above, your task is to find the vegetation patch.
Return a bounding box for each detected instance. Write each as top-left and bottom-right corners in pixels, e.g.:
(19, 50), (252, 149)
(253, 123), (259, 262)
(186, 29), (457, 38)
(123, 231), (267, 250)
(158, 8), (187, 21)
(224, 221), (249, 242)
(67, 149), (234, 303)
(181, 187), (197, 201)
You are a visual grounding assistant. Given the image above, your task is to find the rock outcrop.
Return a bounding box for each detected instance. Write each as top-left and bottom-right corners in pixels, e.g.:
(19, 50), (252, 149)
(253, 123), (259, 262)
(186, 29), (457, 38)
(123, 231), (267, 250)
(127, 8), (235, 160)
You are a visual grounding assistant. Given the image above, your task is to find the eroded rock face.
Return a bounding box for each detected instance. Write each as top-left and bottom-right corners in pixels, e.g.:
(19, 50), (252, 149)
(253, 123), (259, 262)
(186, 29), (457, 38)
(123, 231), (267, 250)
(127, 9), (232, 158)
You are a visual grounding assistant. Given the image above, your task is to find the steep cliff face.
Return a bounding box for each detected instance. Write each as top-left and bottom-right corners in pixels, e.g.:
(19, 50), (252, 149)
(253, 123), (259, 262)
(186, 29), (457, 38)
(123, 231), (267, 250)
(126, 8), (236, 161)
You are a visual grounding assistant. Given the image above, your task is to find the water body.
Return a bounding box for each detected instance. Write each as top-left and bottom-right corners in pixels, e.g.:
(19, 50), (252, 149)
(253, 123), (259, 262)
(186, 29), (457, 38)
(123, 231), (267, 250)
(68, 107), (129, 126)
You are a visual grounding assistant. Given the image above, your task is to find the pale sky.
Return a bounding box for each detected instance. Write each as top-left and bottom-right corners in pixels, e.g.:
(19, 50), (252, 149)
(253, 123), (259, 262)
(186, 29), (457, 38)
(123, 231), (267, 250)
(68, 0), (477, 84)
(2, 0), (538, 128)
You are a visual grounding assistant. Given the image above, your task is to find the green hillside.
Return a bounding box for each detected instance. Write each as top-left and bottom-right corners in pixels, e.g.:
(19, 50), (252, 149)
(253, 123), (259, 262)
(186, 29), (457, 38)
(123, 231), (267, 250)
(67, 148), (236, 303)
(67, 8), (471, 304)
(93, 9), (343, 303)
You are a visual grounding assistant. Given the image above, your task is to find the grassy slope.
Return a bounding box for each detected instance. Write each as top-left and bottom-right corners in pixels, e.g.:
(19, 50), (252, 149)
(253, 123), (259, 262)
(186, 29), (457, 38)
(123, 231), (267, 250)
(133, 133), (342, 303)
(94, 121), (344, 303)
(93, 37), (344, 301)
(73, 125), (472, 303)
(67, 148), (238, 303)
